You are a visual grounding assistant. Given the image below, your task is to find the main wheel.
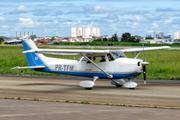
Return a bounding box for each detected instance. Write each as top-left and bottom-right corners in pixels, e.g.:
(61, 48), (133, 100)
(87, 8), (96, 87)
(116, 85), (122, 87)
(85, 87), (92, 90)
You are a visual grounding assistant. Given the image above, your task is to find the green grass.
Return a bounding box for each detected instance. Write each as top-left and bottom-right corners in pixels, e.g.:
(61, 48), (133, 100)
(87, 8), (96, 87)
(81, 101), (90, 104)
(0, 46), (180, 80)
(53, 41), (180, 47)
(125, 50), (180, 80)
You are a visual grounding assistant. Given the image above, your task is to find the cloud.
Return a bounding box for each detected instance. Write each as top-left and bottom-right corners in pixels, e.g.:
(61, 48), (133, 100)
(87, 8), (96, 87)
(106, 14), (118, 19)
(1, 0), (180, 37)
(117, 10), (149, 16)
(19, 18), (33, 22)
(1, 25), (11, 29)
(0, 17), (5, 21)
(0, 0), (71, 2)
(9, 5), (34, 14)
(172, 24), (179, 29)
(97, 0), (180, 1)
(155, 8), (175, 12)
(152, 23), (159, 28)
(147, 30), (154, 33)
(18, 18), (41, 28)
(33, 9), (51, 16)
(164, 20), (172, 24)
(67, 5), (119, 15)
(17, 5), (29, 12)
(161, 12), (180, 17)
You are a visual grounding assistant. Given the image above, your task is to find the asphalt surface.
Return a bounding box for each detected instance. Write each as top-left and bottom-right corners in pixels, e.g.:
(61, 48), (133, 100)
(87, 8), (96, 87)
(0, 75), (180, 107)
(0, 75), (180, 120)
(0, 99), (180, 120)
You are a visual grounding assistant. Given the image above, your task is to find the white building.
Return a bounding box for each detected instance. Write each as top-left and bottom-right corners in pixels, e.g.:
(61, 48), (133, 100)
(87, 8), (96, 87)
(159, 32), (164, 39)
(71, 27), (100, 38)
(174, 31), (180, 39)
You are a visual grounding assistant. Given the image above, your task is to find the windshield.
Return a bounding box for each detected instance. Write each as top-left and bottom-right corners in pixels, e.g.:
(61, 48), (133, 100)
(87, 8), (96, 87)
(109, 50), (127, 59)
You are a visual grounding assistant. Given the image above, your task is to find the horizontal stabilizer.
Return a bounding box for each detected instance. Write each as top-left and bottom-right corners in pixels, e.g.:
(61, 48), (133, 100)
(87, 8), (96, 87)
(12, 66), (45, 70)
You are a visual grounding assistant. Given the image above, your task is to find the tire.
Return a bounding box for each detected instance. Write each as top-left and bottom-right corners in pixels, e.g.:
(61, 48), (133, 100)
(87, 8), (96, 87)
(85, 88), (92, 90)
(116, 85), (122, 87)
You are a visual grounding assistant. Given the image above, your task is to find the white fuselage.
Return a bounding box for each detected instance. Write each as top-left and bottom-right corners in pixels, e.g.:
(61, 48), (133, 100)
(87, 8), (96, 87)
(35, 55), (143, 79)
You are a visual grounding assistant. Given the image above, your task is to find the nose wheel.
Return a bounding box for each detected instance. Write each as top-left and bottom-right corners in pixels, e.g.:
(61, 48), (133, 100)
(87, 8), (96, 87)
(123, 76), (137, 90)
(116, 85), (122, 87)
(85, 88), (92, 90)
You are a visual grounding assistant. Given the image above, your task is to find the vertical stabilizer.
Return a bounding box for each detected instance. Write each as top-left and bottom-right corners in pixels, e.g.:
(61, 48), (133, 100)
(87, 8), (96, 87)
(22, 35), (46, 66)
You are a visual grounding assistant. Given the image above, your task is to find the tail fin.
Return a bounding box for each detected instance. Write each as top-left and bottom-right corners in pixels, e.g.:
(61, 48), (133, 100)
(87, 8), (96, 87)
(22, 35), (46, 66)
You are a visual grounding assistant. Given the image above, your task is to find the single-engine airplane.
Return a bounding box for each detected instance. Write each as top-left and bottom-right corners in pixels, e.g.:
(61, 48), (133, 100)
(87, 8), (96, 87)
(12, 35), (171, 90)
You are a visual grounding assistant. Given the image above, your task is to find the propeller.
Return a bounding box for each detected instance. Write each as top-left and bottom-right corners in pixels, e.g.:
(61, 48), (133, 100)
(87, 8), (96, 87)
(143, 65), (146, 84)
(142, 44), (147, 84)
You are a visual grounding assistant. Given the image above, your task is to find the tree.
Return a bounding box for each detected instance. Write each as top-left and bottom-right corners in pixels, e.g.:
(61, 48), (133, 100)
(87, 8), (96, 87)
(121, 33), (131, 42)
(0, 36), (4, 43)
(130, 36), (140, 42)
(103, 37), (107, 41)
(30, 35), (37, 40)
(145, 37), (154, 39)
(51, 36), (55, 41)
(111, 33), (118, 42)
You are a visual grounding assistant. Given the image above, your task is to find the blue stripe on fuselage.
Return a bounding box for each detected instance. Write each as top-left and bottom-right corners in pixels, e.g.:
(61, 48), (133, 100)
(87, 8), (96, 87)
(34, 68), (140, 79)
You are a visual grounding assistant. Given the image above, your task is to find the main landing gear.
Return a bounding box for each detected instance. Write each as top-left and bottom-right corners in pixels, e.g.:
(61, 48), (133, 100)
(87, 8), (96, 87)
(80, 76), (138, 90)
(111, 76), (137, 90)
(79, 76), (99, 90)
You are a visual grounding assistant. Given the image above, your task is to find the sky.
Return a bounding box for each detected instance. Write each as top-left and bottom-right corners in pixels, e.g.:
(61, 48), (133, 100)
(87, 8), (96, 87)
(0, 0), (180, 38)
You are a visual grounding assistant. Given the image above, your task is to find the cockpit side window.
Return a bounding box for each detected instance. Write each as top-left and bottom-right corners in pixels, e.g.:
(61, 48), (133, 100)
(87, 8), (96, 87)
(78, 56), (96, 63)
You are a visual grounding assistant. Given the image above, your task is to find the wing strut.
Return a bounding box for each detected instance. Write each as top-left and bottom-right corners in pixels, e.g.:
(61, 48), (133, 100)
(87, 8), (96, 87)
(82, 54), (113, 79)
(134, 52), (141, 59)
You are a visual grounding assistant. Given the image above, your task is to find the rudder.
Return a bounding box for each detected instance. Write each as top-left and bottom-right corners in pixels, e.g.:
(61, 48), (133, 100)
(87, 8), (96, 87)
(21, 35), (45, 66)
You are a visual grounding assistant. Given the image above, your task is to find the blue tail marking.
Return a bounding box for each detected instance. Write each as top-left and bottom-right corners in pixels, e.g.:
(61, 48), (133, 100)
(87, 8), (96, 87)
(22, 41), (45, 66)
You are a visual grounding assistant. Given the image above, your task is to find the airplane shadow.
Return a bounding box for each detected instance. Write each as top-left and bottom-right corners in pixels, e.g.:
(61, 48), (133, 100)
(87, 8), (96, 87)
(15, 82), (148, 93)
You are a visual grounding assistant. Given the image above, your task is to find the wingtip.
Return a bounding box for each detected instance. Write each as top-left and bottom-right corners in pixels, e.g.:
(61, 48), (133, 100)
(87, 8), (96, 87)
(11, 67), (20, 70)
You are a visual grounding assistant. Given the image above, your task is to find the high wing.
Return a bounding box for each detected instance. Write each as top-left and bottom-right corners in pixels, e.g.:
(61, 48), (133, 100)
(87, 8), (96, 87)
(23, 46), (171, 56)
(121, 46), (171, 53)
(23, 49), (110, 56)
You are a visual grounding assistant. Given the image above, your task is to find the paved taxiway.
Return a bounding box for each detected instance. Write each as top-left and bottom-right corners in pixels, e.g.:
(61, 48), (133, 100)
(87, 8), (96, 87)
(0, 76), (180, 119)
(0, 99), (180, 120)
(0, 76), (180, 108)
